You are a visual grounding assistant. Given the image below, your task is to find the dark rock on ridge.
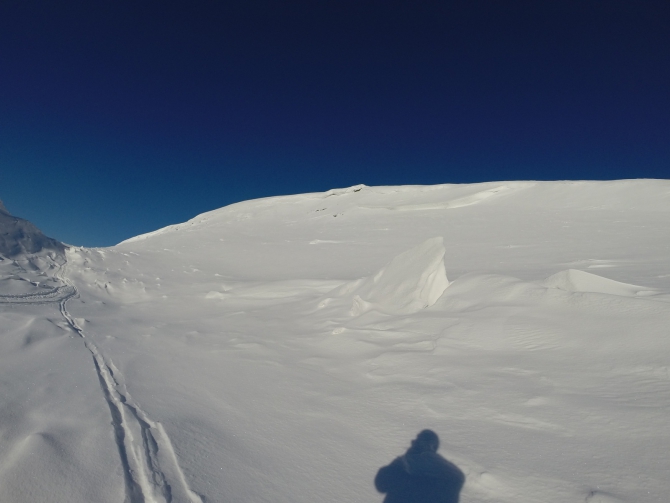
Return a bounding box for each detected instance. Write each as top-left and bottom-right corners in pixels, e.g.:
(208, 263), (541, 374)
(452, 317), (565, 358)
(0, 200), (65, 258)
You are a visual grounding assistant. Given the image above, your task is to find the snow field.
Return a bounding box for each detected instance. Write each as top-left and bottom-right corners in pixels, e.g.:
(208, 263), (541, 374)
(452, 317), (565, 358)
(1, 180), (670, 502)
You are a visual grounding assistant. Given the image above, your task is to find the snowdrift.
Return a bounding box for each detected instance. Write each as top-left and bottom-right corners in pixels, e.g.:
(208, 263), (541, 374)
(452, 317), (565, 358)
(543, 268), (658, 297)
(321, 237), (449, 316)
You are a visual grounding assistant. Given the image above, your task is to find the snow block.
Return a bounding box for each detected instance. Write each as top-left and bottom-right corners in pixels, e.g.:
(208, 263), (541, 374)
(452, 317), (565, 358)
(327, 237), (449, 316)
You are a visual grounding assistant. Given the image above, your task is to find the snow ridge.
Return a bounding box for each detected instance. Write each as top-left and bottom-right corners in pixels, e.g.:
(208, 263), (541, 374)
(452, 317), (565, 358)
(56, 264), (202, 503)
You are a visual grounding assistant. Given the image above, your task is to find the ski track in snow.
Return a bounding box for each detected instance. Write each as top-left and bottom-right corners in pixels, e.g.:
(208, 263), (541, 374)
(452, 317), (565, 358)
(0, 283), (76, 304)
(51, 263), (202, 503)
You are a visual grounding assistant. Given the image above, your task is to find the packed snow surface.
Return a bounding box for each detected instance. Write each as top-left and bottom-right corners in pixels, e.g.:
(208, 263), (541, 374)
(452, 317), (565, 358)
(1, 180), (670, 503)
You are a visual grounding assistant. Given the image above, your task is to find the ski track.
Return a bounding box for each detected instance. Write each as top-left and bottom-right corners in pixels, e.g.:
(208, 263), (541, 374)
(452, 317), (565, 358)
(0, 283), (76, 304)
(47, 263), (203, 503)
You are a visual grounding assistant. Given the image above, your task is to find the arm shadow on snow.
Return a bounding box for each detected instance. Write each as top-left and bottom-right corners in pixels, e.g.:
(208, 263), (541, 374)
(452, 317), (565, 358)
(375, 430), (465, 503)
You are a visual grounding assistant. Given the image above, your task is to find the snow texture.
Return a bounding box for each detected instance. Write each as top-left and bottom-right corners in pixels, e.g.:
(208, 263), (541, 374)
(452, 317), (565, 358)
(1, 180), (670, 503)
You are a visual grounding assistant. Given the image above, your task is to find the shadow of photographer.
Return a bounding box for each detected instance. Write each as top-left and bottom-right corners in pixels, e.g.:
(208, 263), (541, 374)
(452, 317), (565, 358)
(375, 430), (464, 503)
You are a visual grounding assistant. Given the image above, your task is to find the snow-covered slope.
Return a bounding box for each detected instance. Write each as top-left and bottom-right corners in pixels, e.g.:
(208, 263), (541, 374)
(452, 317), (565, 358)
(0, 200), (65, 259)
(0, 201), (69, 303)
(1, 180), (670, 503)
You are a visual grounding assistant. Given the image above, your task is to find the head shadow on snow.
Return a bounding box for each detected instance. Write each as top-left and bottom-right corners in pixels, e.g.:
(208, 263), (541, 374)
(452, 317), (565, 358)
(375, 430), (465, 503)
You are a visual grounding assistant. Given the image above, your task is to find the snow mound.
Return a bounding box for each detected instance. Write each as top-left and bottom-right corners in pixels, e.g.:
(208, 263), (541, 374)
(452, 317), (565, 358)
(543, 269), (655, 297)
(325, 237), (449, 315)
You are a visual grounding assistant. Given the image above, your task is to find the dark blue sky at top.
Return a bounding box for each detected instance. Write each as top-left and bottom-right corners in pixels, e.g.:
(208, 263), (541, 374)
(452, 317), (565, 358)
(1, 0), (669, 246)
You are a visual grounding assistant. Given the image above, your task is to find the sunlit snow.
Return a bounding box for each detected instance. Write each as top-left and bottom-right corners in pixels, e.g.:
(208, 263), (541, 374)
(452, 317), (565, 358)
(1, 180), (669, 503)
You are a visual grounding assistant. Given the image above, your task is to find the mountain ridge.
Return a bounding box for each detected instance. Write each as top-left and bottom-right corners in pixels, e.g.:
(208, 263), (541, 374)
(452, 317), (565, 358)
(0, 200), (65, 259)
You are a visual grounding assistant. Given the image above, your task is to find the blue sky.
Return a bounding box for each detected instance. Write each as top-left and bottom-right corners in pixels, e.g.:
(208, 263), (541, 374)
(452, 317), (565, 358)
(1, 1), (669, 246)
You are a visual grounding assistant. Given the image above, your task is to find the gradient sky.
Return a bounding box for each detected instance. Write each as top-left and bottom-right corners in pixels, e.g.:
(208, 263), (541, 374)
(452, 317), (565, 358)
(1, 1), (669, 246)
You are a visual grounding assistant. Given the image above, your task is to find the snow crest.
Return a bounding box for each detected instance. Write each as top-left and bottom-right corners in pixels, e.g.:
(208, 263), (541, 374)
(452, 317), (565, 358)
(543, 269), (657, 297)
(324, 237), (449, 316)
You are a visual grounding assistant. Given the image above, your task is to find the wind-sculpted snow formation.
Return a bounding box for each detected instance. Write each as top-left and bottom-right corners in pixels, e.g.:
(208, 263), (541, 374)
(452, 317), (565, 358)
(320, 236), (449, 316)
(543, 268), (660, 297)
(1, 180), (670, 503)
